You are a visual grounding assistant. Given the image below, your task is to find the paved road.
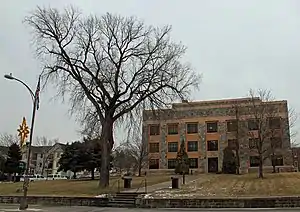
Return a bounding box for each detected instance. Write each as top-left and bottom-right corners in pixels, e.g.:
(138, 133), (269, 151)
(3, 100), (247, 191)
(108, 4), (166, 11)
(0, 205), (300, 212)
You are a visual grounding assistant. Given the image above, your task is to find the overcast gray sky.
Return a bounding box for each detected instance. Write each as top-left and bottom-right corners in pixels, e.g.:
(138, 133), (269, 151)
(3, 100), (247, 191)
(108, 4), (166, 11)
(1, 0), (300, 144)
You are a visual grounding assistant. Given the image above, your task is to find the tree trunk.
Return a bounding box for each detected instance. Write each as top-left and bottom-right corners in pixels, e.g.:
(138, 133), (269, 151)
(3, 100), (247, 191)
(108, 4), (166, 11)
(258, 154), (264, 178)
(99, 118), (114, 188)
(91, 169), (95, 180)
(271, 153), (276, 173)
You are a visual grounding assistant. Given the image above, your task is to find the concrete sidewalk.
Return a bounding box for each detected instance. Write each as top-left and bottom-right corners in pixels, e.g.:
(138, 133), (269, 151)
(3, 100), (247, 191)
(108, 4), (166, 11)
(124, 174), (207, 193)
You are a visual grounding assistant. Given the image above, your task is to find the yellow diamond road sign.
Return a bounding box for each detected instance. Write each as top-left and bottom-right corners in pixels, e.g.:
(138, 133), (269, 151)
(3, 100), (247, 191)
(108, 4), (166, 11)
(17, 117), (29, 148)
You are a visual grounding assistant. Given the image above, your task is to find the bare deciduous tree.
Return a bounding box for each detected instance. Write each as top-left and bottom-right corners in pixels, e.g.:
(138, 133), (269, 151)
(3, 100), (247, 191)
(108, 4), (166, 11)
(247, 89), (283, 178)
(34, 136), (59, 146)
(24, 6), (200, 187)
(288, 108), (299, 148)
(0, 133), (19, 147)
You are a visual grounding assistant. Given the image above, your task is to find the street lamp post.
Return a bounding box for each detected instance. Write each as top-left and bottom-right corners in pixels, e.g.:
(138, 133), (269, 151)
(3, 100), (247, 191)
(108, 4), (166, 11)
(4, 74), (40, 210)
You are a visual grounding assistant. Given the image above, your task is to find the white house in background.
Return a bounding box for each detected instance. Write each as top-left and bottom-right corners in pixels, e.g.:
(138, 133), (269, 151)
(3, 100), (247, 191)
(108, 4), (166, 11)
(21, 143), (72, 178)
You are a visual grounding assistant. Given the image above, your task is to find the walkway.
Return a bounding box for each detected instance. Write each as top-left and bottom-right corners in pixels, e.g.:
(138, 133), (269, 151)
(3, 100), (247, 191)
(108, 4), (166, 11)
(124, 174), (208, 193)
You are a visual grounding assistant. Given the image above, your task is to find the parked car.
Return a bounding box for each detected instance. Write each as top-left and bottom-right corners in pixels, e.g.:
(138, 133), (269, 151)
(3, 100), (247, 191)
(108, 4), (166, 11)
(20, 174), (45, 182)
(46, 174), (67, 180)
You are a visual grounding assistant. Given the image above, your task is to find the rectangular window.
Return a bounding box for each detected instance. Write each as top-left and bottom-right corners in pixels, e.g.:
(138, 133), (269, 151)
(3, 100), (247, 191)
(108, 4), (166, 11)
(248, 119), (258, 131)
(187, 141), (198, 152)
(270, 137), (282, 148)
(228, 139), (237, 150)
(168, 123), (179, 135)
(206, 122), (218, 133)
(227, 120), (237, 132)
(268, 117), (281, 129)
(168, 142), (178, 152)
(32, 153), (38, 160)
(149, 159), (159, 169)
(250, 156), (260, 167)
(149, 143), (159, 153)
(207, 140), (218, 151)
(186, 123), (198, 134)
(249, 138), (258, 149)
(273, 155), (284, 166)
(149, 125), (160, 135)
(167, 159), (177, 169)
(189, 158), (198, 168)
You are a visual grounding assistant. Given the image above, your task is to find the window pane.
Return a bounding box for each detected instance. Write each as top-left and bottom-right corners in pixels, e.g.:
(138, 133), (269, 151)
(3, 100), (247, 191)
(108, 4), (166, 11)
(248, 120), (258, 130)
(149, 159), (159, 169)
(168, 124), (179, 135)
(149, 125), (160, 135)
(168, 159), (177, 169)
(186, 123), (198, 134)
(248, 138), (258, 149)
(207, 140), (218, 151)
(269, 118), (281, 129)
(227, 120), (237, 132)
(207, 122), (218, 133)
(187, 141), (198, 152)
(250, 156), (260, 167)
(149, 143), (159, 153)
(189, 158), (198, 168)
(168, 142), (178, 152)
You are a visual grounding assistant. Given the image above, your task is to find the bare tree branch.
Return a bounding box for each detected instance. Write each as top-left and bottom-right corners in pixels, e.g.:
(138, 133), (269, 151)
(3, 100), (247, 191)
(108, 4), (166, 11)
(24, 6), (200, 187)
(0, 133), (19, 147)
(34, 136), (59, 146)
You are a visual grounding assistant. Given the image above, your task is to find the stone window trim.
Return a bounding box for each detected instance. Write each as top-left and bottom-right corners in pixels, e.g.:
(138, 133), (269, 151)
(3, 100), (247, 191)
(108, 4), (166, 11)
(187, 141), (198, 152)
(149, 124), (160, 136)
(206, 121), (218, 133)
(167, 123), (179, 135)
(207, 140), (218, 151)
(168, 142), (178, 152)
(186, 122), (198, 134)
(189, 158), (198, 168)
(149, 143), (159, 153)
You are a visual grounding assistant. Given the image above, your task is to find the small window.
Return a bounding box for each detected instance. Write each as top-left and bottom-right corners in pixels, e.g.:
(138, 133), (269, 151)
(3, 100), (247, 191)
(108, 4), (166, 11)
(149, 125), (160, 135)
(269, 117), (281, 129)
(149, 143), (159, 153)
(187, 141), (198, 152)
(270, 137), (282, 148)
(168, 142), (178, 152)
(168, 123), (179, 135)
(248, 119), (258, 131)
(167, 159), (177, 169)
(206, 122), (218, 133)
(228, 139), (237, 150)
(273, 155), (283, 166)
(186, 123), (198, 134)
(249, 138), (258, 149)
(40, 154), (43, 158)
(207, 140), (218, 151)
(250, 156), (260, 167)
(227, 120), (237, 132)
(149, 159), (159, 169)
(189, 158), (198, 168)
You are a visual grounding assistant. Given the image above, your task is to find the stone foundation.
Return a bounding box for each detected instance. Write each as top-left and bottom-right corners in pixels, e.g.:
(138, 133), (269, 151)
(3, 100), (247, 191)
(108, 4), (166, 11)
(137, 196), (300, 208)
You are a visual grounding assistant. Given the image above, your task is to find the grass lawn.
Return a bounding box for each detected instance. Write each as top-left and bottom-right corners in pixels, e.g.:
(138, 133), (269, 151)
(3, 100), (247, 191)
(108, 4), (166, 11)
(149, 172), (300, 198)
(0, 175), (171, 196)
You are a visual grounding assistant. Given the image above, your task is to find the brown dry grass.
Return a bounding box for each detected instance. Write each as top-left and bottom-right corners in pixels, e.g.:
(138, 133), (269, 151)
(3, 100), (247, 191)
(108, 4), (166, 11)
(0, 175), (171, 196)
(149, 172), (300, 198)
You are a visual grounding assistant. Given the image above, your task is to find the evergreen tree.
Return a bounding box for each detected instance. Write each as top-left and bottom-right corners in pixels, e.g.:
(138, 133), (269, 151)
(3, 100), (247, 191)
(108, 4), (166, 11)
(175, 136), (189, 174)
(222, 146), (236, 174)
(5, 143), (22, 179)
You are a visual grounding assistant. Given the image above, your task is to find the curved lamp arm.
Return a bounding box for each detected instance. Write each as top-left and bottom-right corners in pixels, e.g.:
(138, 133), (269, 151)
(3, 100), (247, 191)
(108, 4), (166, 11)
(4, 74), (35, 103)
